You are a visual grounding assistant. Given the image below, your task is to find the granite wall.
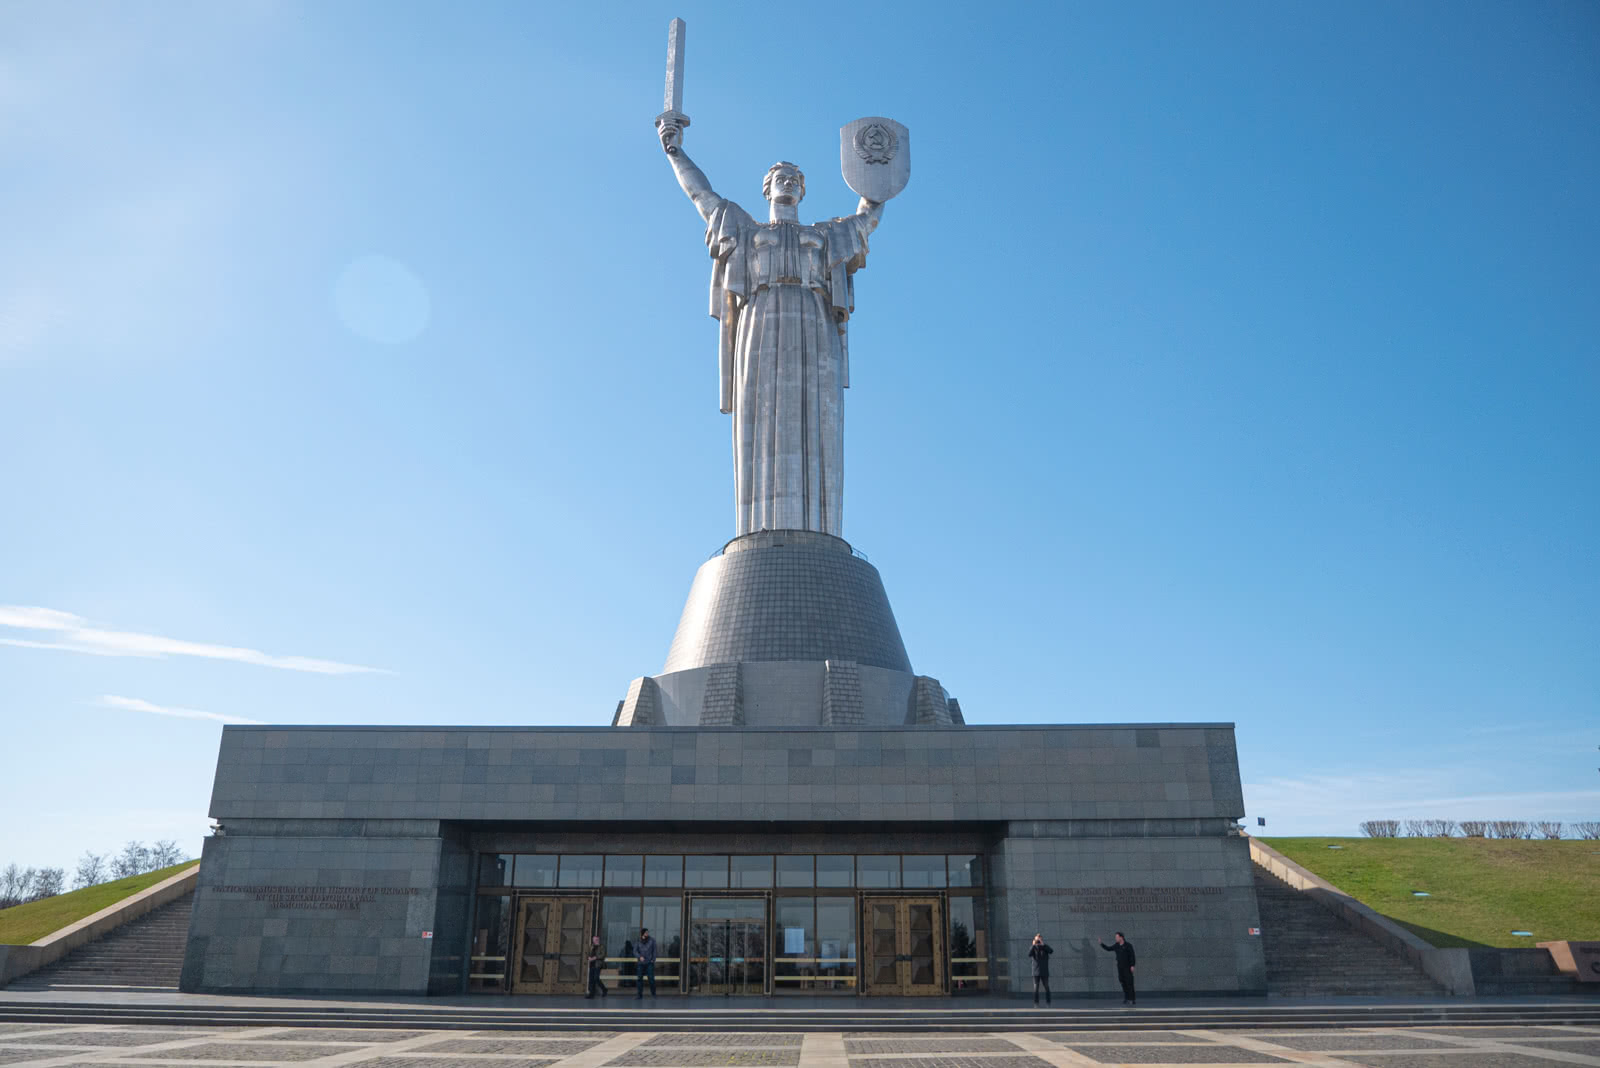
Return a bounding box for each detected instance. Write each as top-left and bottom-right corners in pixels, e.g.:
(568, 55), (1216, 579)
(183, 723), (1257, 997)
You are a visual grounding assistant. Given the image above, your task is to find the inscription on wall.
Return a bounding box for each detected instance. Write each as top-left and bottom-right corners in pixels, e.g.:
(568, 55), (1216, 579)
(214, 885), (422, 911)
(1040, 887), (1223, 913)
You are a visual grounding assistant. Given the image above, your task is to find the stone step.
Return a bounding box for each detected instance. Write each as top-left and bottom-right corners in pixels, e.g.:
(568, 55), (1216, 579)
(10, 891), (193, 991)
(2, 999), (1598, 1032)
(1251, 866), (1444, 998)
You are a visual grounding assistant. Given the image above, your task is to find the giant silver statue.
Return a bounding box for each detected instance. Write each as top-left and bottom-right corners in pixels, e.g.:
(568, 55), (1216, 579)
(655, 19), (908, 538)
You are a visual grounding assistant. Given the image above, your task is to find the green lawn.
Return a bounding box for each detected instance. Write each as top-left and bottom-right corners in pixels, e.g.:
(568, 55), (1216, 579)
(0, 862), (198, 946)
(1261, 837), (1600, 949)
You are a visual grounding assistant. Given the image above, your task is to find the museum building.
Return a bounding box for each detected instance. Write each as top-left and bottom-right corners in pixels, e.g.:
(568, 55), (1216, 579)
(180, 529), (1267, 999)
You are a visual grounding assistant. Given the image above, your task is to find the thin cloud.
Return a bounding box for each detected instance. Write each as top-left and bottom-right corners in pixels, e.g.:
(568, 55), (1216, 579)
(1245, 770), (1600, 828)
(0, 604), (386, 676)
(98, 694), (262, 725)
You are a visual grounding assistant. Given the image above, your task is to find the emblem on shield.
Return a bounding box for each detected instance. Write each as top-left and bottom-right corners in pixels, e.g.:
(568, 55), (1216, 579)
(840, 116), (910, 201)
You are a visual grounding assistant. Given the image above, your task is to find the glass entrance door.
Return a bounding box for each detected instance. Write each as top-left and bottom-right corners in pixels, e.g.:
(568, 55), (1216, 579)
(511, 896), (591, 995)
(687, 897), (767, 995)
(862, 896), (944, 996)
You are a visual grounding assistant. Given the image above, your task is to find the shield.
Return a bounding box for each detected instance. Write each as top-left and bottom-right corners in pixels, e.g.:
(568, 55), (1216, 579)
(840, 116), (910, 201)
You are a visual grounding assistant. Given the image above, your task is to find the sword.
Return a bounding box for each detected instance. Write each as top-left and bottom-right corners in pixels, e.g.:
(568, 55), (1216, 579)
(654, 18), (690, 155)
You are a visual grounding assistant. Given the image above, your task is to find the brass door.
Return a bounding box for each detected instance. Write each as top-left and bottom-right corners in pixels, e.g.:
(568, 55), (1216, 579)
(863, 897), (944, 996)
(511, 897), (591, 994)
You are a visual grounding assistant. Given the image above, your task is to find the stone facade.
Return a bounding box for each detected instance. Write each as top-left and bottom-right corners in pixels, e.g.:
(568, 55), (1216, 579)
(181, 723), (1264, 998)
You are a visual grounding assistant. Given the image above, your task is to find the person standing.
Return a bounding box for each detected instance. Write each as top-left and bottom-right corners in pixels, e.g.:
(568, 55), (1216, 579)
(1027, 933), (1053, 1006)
(585, 935), (608, 999)
(1100, 932), (1137, 1005)
(635, 926), (658, 998)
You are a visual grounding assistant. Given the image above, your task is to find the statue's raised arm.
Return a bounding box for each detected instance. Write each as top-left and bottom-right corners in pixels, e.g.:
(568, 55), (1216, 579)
(656, 117), (720, 222)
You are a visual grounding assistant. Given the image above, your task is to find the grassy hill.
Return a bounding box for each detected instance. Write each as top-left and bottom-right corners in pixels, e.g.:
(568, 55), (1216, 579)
(1261, 837), (1600, 949)
(0, 862), (198, 946)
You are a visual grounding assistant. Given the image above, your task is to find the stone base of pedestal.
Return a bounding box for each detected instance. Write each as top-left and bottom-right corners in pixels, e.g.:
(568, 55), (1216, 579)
(612, 530), (964, 728)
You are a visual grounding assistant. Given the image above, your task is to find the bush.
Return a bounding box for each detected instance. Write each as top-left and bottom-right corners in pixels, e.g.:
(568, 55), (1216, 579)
(1361, 820), (1401, 838)
(1461, 821), (1489, 837)
(1405, 819), (1457, 837)
(1575, 822), (1600, 841)
(1535, 821), (1563, 840)
(1491, 820), (1532, 839)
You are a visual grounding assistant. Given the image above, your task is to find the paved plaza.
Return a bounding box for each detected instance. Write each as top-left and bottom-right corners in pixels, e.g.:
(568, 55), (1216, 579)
(1, 1024), (1598, 1068)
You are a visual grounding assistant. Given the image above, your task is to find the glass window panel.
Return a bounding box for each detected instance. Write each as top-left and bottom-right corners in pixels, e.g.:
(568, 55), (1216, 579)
(856, 854), (900, 888)
(948, 894), (988, 994)
(816, 896), (857, 990)
(644, 855), (683, 888)
(601, 894), (643, 992)
(684, 854), (729, 888)
(901, 854), (946, 888)
(642, 895), (684, 993)
(730, 855), (773, 888)
(477, 853), (514, 888)
(558, 854), (602, 888)
(776, 855), (814, 888)
(511, 853), (556, 888)
(605, 854), (643, 887)
(774, 896), (815, 994)
(948, 854), (984, 888)
(468, 894), (512, 992)
(816, 854), (854, 888)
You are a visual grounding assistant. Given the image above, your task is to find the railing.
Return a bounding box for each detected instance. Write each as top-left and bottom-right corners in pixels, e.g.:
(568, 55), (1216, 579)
(705, 540), (870, 562)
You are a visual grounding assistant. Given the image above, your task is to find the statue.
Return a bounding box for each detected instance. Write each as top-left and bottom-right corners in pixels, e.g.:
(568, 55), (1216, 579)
(654, 19), (908, 539)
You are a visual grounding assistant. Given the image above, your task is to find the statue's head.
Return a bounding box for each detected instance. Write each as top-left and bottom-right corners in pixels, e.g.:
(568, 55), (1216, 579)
(763, 162), (806, 206)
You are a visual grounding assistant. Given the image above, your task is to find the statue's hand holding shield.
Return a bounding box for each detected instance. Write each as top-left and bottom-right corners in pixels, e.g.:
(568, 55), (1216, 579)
(840, 117), (910, 202)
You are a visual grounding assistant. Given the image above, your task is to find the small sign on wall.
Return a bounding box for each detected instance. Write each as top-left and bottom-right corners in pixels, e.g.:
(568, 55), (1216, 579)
(1248, 927), (1260, 936)
(421, 931), (434, 939)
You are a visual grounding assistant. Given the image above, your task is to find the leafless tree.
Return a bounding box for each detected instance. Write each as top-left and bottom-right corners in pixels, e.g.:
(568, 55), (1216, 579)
(1360, 819), (1400, 837)
(149, 840), (186, 868)
(30, 868), (65, 900)
(73, 852), (107, 889)
(1405, 819), (1427, 837)
(112, 841), (151, 880)
(1575, 822), (1600, 840)
(0, 863), (23, 906)
(1535, 821), (1563, 840)
(1461, 820), (1489, 837)
(1490, 820), (1531, 839)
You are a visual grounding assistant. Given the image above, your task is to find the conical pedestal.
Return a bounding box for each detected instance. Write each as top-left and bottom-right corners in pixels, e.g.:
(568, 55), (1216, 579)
(614, 530), (962, 728)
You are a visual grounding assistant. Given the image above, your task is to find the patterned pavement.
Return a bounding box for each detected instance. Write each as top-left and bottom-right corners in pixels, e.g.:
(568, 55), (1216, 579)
(0, 1024), (1595, 1067)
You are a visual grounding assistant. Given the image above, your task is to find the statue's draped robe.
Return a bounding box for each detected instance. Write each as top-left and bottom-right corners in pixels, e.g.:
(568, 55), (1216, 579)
(706, 197), (871, 537)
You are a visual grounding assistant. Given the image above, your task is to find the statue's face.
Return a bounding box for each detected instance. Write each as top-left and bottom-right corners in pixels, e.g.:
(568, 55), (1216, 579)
(766, 167), (804, 206)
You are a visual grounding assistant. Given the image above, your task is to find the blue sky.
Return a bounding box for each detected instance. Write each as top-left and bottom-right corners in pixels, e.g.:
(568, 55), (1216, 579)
(2, 1), (1596, 873)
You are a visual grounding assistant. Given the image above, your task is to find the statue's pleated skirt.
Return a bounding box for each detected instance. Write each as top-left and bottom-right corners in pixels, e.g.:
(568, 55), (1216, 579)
(732, 282), (844, 536)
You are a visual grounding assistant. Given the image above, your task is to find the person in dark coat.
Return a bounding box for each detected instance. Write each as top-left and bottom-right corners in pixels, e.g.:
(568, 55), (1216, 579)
(1100, 931), (1136, 1004)
(585, 935), (608, 998)
(635, 927), (658, 998)
(1027, 933), (1053, 1006)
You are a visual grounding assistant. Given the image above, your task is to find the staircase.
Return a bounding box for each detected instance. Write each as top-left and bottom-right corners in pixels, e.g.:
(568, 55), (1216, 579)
(1253, 868), (1443, 997)
(7, 892), (193, 992)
